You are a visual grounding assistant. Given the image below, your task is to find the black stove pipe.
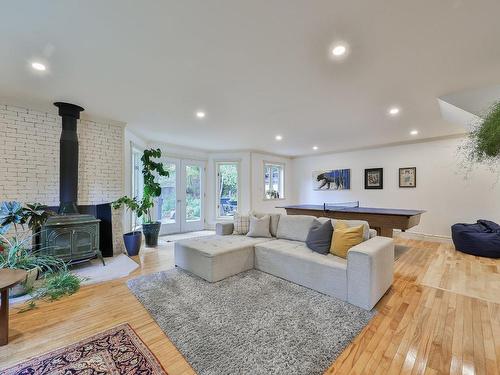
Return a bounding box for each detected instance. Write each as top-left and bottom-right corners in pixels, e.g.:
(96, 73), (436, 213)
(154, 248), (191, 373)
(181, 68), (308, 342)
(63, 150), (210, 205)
(54, 102), (85, 215)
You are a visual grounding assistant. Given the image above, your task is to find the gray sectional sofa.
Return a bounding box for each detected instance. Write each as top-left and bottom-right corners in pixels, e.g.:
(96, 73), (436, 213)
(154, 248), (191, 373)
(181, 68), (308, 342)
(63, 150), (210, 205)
(174, 214), (394, 310)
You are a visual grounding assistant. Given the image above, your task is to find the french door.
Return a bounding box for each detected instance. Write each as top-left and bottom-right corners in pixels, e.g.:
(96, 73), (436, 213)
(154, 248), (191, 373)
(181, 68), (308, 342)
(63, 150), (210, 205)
(157, 158), (205, 235)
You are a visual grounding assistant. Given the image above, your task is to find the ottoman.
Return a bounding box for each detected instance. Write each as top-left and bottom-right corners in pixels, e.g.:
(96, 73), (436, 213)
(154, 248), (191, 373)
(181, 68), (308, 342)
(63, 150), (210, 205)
(174, 235), (274, 282)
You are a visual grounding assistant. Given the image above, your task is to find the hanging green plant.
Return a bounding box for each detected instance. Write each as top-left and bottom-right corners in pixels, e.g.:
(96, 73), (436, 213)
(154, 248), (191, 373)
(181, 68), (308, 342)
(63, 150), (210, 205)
(459, 101), (500, 172)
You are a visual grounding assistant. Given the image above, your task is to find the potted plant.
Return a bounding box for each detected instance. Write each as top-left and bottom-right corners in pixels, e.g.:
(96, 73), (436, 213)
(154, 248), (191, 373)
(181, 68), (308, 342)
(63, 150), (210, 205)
(459, 101), (500, 173)
(113, 148), (169, 252)
(112, 196), (145, 256)
(0, 234), (63, 297)
(0, 201), (62, 297)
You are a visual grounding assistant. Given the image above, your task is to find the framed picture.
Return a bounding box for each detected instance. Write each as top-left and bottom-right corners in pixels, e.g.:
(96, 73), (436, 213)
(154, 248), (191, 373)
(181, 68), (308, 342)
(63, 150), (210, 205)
(312, 169), (351, 190)
(364, 168), (383, 189)
(399, 167), (416, 188)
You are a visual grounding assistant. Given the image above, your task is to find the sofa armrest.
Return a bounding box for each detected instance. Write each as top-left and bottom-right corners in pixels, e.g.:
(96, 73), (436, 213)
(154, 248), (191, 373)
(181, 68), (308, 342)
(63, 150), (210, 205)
(347, 236), (394, 310)
(216, 222), (234, 235)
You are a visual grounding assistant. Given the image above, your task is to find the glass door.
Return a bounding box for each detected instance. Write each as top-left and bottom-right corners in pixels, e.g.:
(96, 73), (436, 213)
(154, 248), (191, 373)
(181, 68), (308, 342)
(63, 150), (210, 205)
(158, 159), (181, 235)
(157, 158), (205, 234)
(182, 160), (204, 232)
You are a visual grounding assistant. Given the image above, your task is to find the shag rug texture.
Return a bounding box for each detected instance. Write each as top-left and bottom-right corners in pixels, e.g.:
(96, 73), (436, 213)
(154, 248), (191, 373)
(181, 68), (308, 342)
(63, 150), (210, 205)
(2, 324), (166, 375)
(128, 269), (374, 375)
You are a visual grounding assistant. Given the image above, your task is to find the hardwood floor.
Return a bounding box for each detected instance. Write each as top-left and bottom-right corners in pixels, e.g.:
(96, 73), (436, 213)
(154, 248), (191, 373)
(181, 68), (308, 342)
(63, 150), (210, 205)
(1, 235), (499, 374)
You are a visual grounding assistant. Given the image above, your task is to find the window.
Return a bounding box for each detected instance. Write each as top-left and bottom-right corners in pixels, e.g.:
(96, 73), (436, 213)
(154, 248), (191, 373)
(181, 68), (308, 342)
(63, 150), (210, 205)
(157, 162), (177, 224)
(185, 164), (202, 222)
(216, 162), (239, 218)
(264, 162), (284, 200)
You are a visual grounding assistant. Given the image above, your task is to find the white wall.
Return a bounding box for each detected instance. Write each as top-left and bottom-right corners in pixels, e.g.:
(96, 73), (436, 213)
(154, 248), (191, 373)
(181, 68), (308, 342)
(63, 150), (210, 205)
(0, 103), (126, 253)
(125, 141), (295, 230)
(205, 151), (294, 228)
(123, 129), (149, 232)
(291, 137), (500, 237)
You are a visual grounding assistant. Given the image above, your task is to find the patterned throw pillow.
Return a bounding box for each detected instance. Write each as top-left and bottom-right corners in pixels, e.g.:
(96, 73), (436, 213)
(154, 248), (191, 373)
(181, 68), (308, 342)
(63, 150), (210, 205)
(233, 212), (250, 235)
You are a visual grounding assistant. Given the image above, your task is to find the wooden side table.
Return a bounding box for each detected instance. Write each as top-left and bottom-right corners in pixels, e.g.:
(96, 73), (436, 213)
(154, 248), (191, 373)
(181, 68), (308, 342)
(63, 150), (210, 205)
(0, 269), (27, 346)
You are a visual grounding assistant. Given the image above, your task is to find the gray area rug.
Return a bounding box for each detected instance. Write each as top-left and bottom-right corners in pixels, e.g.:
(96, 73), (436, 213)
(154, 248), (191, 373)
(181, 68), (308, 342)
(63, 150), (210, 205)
(128, 269), (374, 375)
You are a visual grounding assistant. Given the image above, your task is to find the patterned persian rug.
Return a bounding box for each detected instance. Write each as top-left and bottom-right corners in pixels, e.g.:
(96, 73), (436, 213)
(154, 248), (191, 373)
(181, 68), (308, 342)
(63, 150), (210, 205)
(2, 324), (167, 375)
(128, 269), (375, 375)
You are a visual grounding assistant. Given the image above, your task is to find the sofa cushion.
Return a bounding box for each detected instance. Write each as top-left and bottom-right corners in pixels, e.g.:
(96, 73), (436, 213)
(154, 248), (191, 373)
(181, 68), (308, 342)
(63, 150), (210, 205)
(305, 219), (333, 254)
(332, 219), (370, 241)
(312, 217), (370, 241)
(176, 235), (273, 257)
(175, 235), (273, 283)
(233, 213), (250, 235)
(254, 239), (348, 300)
(276, 215), (316, 242)
(251, 211), (280, 237)
(247, 215), (272, 238)
(330, 221), (364, 258)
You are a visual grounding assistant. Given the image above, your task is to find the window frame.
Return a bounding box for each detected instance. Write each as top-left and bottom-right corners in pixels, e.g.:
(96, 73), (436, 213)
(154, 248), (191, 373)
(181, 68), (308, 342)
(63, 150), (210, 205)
(215, 160), (241, 220)
(130, 144), (145, 230)
(263, 161), (285, 201)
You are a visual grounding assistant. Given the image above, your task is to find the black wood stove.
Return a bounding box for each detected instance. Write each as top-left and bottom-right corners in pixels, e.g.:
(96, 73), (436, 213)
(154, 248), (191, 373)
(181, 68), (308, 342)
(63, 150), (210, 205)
(41, 102), (105, 265)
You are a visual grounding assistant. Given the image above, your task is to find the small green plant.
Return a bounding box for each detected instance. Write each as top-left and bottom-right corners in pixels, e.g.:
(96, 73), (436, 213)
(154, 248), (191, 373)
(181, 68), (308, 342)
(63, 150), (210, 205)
(0, 201), (25, 235)
(0, 201), (54, 236)
(18, 269), (84, 313)
(1, 200), (82, 308)
(0, 235), (63, 273)
(459, 101), (500, 173)
(0, 201), (61, 273)
(113, 148), (169, 225)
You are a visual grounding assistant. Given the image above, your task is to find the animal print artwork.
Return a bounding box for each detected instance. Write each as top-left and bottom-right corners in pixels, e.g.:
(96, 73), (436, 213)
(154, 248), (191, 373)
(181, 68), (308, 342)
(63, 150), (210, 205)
(313, 169), (351, 190)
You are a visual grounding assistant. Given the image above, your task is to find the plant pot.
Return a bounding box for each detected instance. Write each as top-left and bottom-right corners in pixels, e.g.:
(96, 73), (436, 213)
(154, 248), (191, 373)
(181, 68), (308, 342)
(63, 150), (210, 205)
(10, 268), (39, 298)
(123, 231), (142, 256)
(142, 222), (161, 247)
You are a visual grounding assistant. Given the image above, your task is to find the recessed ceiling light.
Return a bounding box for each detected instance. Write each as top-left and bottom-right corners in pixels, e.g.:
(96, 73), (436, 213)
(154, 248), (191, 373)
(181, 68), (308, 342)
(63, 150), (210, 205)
(388, 107), (400, 116)
(196, 111), (206, 119)
(312, 146), (318, 150)
(410, 130), (419, 136)
(331, 44), (347, 57)
(31, 62), (46, 71)
(275, 135), (283, 141)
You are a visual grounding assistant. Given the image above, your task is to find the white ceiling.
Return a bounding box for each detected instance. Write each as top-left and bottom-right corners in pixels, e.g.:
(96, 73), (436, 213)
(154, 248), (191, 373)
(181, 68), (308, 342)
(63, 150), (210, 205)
(1, 0), (499, 156)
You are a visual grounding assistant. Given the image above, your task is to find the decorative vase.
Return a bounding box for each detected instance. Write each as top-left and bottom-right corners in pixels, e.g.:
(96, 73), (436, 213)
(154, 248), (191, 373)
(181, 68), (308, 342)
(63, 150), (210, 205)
(10, 268), (38, 298)
(123, 231), (142, 256)
(142, 222), (161, 247)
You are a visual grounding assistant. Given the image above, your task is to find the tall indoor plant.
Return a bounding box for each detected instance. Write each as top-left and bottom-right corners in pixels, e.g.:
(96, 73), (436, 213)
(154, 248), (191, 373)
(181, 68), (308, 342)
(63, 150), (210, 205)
(113, 148), (169, 252)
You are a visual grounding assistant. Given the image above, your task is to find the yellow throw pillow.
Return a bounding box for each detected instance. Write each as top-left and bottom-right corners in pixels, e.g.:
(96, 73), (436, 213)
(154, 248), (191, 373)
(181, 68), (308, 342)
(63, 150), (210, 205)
(330, 221), (364, 258)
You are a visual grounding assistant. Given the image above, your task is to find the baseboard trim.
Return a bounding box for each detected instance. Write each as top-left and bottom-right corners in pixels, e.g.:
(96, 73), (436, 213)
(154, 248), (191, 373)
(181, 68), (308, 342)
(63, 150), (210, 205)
(395, 230), (452, 243)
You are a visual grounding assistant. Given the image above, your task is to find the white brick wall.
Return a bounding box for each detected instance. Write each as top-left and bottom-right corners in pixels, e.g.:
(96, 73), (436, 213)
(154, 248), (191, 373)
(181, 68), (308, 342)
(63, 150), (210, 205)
(0, 103), (125, 254)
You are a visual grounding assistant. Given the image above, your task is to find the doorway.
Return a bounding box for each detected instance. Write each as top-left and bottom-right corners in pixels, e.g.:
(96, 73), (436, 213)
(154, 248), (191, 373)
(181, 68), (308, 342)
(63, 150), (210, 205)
(157, 158), (205, 235)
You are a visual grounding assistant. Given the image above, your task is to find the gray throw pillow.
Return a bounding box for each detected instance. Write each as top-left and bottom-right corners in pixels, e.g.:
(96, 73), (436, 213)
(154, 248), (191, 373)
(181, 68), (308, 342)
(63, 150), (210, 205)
(246, 215), (272, 238)
(305, 219), (333, 255)
(251, 211), (280, 237)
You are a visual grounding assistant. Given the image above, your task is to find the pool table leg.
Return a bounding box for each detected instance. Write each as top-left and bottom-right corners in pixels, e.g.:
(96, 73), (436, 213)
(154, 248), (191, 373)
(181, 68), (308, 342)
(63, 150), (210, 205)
(379, 227), (394, 238)
(0, 289), (8, 346)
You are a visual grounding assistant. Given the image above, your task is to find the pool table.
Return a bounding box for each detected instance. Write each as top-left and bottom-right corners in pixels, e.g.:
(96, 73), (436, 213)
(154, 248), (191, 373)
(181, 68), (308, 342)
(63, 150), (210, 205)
(279, 204), (425, 238)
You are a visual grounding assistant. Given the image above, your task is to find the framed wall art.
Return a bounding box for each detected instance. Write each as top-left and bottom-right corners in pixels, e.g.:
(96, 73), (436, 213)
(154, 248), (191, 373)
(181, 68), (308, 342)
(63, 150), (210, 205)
(399, 167), (416, 188)
(364, 168), (383, 189)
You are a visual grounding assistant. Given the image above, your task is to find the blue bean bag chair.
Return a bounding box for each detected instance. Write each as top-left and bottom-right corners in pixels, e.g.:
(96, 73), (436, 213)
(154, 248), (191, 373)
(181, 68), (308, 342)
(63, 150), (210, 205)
(451, 220), (500, 258)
